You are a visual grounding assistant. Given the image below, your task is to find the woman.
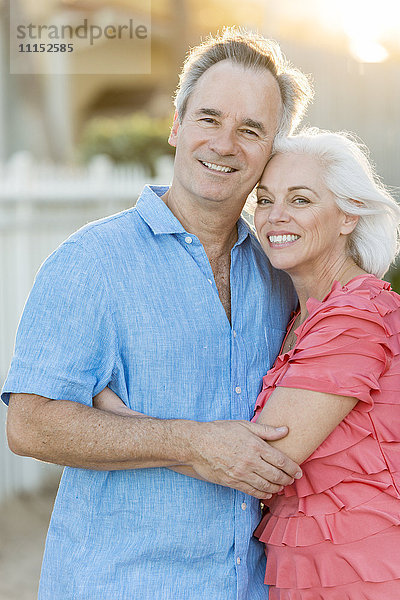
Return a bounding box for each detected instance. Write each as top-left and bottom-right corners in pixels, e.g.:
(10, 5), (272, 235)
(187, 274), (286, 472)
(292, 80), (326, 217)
(250, 129), (400, 598)
(95, 128), (400, 598)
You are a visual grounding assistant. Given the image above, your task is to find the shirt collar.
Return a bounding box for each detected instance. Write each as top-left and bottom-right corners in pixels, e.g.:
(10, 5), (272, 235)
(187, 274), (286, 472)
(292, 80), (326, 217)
(235, 217), (252, 247)
(136, 185), (186, 235)
(136, 184), (251, 245)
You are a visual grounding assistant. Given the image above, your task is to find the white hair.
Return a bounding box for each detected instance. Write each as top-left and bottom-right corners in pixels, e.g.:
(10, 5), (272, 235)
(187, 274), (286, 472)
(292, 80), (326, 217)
(174, 27), (313, 137)
(254, 128), (400, 277)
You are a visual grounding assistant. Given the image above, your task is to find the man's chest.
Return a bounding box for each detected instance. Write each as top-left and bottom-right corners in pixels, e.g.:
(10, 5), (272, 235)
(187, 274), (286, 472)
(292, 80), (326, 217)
(103, 242), (292, 417)
(210, 259), (231, 322)
(108, 254), (284, 366)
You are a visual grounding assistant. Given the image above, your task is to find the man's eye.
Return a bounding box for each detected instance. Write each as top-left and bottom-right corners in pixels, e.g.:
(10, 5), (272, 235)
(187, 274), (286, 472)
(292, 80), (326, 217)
(242, 129), (258, 137)
(200, 118), (217, 124)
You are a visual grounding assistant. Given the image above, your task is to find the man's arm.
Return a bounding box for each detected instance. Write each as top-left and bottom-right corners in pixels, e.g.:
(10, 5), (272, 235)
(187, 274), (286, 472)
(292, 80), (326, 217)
(92, 387), (208, 480)
(7, 392), (302, 499)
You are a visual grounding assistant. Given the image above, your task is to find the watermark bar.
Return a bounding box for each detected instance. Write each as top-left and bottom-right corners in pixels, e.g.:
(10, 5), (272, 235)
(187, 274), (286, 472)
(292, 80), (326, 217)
(9, 2), (151, 75)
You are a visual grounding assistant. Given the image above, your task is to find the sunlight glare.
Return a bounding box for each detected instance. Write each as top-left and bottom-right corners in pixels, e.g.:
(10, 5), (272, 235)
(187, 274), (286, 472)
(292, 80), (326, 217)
(349, 39), (389, 64)
(323, 0), (400, 62)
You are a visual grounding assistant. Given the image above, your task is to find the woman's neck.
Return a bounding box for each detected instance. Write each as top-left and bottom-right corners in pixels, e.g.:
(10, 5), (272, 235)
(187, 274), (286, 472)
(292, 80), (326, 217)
(290, 256), (368, 323)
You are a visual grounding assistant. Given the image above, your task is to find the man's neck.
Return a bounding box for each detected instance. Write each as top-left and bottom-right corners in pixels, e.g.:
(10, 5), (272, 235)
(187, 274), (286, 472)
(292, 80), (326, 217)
(161, 188), (241, 257)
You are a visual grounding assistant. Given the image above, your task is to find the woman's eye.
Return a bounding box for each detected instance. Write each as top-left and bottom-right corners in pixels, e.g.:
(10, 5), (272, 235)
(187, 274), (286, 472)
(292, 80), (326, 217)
(293, 197), (310, 205)
(256, 197), (273, 205)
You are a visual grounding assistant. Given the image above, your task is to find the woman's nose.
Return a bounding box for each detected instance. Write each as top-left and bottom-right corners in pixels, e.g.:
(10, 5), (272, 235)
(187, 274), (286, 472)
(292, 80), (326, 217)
(268, 202), (289, 223)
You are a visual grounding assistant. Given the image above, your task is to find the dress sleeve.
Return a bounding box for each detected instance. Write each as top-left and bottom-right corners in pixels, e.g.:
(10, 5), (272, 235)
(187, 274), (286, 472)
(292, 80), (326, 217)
(1, 239), (117, 406)
(274, 297), (393, 409)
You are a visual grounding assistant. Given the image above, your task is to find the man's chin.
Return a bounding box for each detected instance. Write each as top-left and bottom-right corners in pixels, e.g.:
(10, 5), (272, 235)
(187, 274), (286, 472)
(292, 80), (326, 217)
(194, 182), (253, 206)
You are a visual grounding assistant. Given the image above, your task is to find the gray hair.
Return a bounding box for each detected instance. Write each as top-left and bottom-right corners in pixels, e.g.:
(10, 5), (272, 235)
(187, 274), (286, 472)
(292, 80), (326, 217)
(174, 27), (313, 137)
(262, 129), (400, 277)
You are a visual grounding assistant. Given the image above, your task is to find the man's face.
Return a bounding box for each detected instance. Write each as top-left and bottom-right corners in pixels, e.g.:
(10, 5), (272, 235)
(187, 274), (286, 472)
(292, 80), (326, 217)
(169, 60), (282, 210)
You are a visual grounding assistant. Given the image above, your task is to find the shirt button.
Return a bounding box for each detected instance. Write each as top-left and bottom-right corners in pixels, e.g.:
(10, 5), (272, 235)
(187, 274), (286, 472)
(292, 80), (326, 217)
(185, 236), (192, 244)
(233, 330), (237, 338)
(236, 557), (241, 565)
(241, 502), (247, 511)
(235, 386), (241, 394)
(207, 278), (213, 284)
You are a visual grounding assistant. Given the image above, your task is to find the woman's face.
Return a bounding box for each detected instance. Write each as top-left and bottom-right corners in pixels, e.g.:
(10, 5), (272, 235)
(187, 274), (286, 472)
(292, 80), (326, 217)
(254, 152), (356, 278)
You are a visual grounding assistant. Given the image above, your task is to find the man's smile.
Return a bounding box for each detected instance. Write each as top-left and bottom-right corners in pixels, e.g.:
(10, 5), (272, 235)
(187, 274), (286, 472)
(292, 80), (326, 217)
(199, 160), (238, 173)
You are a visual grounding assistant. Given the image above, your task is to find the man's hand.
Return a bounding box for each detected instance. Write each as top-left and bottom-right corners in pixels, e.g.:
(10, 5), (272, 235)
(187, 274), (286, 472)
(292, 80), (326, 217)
(183, 420), (302, 499)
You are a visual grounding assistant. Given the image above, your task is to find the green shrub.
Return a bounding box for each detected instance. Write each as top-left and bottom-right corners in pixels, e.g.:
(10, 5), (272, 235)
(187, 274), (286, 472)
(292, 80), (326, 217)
(79, 112), (175, 176)
(386, 264), (400, 294)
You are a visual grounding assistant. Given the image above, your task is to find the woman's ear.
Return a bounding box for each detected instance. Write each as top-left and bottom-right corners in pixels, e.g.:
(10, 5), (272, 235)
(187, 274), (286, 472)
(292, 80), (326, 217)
(340, 212), (359, 235)
(168, 111), (180, 147)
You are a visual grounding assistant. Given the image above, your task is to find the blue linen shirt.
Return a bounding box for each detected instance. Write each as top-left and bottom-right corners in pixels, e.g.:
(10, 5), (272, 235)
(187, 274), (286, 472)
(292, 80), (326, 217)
(2, 185), (296, 600)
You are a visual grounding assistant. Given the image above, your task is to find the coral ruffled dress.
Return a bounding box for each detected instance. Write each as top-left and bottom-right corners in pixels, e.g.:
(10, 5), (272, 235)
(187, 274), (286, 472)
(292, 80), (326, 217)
(252, 275), (400, 599)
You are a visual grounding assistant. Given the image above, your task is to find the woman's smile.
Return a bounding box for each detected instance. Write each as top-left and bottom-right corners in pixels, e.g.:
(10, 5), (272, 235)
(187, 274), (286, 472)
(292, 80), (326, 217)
(266, 232), (301, 247)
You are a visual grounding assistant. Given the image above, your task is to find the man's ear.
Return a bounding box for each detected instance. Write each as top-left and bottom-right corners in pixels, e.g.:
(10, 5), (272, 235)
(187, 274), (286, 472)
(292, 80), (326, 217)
(168, 110), (180, 147)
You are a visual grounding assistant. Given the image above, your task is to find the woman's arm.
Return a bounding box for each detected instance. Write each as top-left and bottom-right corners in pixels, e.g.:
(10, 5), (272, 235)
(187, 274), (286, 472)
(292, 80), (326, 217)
(93, 387), (148, 418)
(256, 386), (358, 465)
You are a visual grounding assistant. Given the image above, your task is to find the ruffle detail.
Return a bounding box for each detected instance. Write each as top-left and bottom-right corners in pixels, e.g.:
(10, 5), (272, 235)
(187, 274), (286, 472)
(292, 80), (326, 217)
(269, 477), (397, 517)
(263, 524), (400, 589)
(285, 437), (392, 498)
(256, 490), (400, 546)
(268, 577), (400, 600)
(253, 276), (400, 595)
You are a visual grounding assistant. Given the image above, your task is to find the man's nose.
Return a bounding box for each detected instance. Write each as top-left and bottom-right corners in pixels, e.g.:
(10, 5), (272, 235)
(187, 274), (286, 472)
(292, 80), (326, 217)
(208, 127), (237, 156)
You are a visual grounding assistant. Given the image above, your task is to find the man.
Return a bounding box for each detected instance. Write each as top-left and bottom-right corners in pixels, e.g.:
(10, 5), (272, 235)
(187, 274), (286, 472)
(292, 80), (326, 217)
(3, 28), (312, 599)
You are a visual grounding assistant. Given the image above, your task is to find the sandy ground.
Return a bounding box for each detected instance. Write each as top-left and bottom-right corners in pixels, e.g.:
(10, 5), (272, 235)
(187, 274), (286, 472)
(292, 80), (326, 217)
(0, 478), (59, 600)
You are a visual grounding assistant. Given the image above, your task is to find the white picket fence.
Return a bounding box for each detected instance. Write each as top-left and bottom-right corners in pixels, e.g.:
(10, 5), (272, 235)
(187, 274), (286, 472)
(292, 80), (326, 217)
(0, 153), (174, 502)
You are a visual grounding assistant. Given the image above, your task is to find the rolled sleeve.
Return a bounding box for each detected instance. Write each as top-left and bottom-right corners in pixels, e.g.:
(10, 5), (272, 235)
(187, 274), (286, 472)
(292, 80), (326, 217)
(1, 239), (117, 406)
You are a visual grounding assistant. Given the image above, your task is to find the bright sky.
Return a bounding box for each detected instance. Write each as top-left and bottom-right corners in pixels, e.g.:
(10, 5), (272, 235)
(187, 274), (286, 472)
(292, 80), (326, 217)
(300, 0), (400, 62)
